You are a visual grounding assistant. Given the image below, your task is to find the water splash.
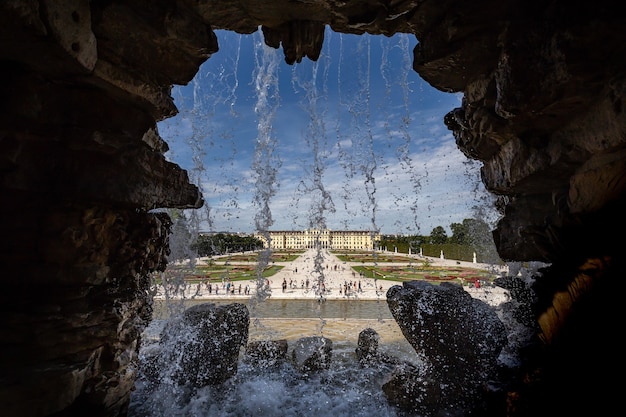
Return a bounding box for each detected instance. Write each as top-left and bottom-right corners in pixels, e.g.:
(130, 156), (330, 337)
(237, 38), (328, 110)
(131, 357), (406, 417)
(136, 27), (512, 417)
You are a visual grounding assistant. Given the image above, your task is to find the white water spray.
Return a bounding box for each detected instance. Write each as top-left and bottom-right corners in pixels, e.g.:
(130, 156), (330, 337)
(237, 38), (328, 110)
(251, 30), (281, 307)
(132, 27), (510, 417)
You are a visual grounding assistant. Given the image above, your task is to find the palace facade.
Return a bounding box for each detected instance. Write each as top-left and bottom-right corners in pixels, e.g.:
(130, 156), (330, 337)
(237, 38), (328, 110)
(255, 229), (381, 250)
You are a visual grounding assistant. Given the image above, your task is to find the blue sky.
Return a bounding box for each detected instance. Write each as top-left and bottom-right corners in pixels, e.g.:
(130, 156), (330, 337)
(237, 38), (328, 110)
(159, 28), (498, 236)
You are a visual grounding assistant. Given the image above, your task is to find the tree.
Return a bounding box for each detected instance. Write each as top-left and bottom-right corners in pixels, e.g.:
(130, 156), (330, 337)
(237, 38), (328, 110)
(379, 234), (430, 253)
(449, 222), (468, 245)
(462, 218), (501, 263)
(430, 226), (448, 244)
(409, 235), (428, 249)
(193, 233), (263, 256)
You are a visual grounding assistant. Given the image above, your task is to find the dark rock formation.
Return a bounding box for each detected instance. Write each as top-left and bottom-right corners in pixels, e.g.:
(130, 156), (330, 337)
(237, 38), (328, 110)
(386, 281), (508, 414)
(355, 327), (380, 365)
(381, 362), (440, 416)
(159, 302), (249, 387)
(355, 327), (401, 367)
(244, 339), (289, 369)
(262, 21), (326, 64)
(1, 1), (625, 415)
(291, 336), (333, 373)
(1, 1), (207, 415)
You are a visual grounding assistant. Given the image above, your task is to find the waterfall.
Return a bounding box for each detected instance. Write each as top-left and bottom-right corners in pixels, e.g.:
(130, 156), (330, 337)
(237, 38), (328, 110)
(130, 27), (510, 417)
(150, 31), (246, 314)
(290, 39), (335, 232)
(157, 27), (497, 239)
(335, 34), (381, 232)
(250, 29), (281, 307)
(379, 34), (426, 234)
(289, 33), (336, 316)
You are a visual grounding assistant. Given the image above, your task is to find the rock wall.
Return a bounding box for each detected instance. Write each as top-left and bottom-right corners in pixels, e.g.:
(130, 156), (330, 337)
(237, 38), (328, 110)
(1, 1), (624, 416)
(0, 1), (206, 416)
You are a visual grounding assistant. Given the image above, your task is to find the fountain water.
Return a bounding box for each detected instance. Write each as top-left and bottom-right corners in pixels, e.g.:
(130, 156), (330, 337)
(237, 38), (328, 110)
(250, 30), (281, 310)
(130, 27), (511, 416)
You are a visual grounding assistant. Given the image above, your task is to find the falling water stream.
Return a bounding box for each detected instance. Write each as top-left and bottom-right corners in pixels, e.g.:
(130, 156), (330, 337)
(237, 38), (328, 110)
(130, 27), (507, 416)
(250, 30), (280, 314)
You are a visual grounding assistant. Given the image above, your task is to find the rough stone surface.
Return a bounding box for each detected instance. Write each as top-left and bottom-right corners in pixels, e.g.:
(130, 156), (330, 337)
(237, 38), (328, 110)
(159, 303), (249, 387)
(381, 362), (441, 416)
(354, 327), (402, 367)
(1, 1), (625, 416)
(291, 336), (333, 373)
(244, 339), (289, 369)
(355, 327), (380, 364)
(386, 281), (508, 414)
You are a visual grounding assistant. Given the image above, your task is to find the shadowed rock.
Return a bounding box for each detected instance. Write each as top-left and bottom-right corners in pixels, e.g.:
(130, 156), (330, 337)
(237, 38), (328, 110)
(160, 302), (249, 387)
(355, 327), (380, 365)
(381, 362), (440, 415)
(3, 1), (625, 415)
(291, 336), (333, 373)
(355, 327), (402, 367)
(385, 281), (508, 414)
(262, 20), (326, 64)
(244, 339), (289, 369)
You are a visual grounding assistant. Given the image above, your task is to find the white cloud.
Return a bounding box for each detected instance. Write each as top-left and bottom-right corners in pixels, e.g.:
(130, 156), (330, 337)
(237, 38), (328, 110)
(159, 30), (498, 236)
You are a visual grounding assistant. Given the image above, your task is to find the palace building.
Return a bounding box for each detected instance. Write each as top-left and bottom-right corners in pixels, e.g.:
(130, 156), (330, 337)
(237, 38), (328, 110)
(255, 229), (381, 250)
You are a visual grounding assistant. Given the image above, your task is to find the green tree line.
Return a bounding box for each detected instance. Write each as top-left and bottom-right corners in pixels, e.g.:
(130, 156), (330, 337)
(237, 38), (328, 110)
(192, 233), (264, 257)
(379, 218), (501, 264)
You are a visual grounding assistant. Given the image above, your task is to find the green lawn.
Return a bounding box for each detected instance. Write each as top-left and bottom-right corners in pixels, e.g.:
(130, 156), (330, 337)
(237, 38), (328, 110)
(333, 252), (414, 263)
(210, 250), (304, 263)
(159, 249), (495, 286)
(157, 263), (284, 284)
(351, 265), (493, 286)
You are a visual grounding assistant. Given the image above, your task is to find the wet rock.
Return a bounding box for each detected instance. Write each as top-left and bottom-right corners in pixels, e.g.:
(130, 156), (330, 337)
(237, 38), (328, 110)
(355, 328), (380, 364)
(494, 275), (538, 328)
(291, 336), (333, 373)
(385, 281), (508, 415)
(4, 1), (625, 414)
(136, 341), (162, 389)
(382, 362), (441, 415)
(160, 302), (249, 387)
(355, 328), (407, 371)
(244, 339), (289, 369)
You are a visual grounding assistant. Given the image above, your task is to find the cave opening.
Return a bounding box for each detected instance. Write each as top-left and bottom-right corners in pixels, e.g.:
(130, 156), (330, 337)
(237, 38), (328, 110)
(158, 28), (497, 248)
(3, 3), (624, 416)
(130, 28), (509, 417)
